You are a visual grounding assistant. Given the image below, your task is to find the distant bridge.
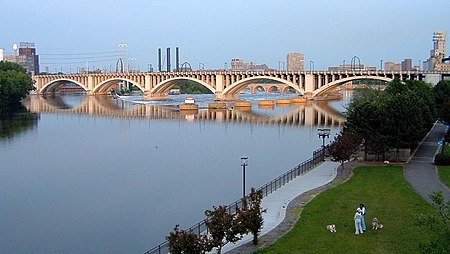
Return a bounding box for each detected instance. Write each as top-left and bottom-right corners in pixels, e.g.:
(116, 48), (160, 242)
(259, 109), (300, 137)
(32, 70), (449, 101)
(23, 95), (345, 127)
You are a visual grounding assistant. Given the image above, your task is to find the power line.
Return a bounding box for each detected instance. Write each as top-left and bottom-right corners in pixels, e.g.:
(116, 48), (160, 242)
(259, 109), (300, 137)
(40, 50), (123, 56)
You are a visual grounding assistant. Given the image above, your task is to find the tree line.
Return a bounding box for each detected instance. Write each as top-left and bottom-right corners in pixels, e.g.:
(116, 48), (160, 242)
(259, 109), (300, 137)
(329, 79), (450, 164)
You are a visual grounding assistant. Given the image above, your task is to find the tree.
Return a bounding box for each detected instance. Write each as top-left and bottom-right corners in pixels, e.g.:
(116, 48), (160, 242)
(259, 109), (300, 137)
(237, 188), (266, 245)
(166, 225), (208, 254)
(0, 61), (34, 108)
(415, 191), (450, 254)
(204, 205), (241, 254)
(433, 80), (450, 124)
(328, 131), (362, 168)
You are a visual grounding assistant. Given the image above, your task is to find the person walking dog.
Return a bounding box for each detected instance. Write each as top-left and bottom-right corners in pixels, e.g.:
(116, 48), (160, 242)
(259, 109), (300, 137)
(354, 207), (363, 234)
(359, 203), (366, 232)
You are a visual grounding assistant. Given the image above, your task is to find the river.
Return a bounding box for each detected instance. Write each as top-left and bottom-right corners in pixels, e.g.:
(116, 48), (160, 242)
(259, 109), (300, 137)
(0, 92), (348, 253)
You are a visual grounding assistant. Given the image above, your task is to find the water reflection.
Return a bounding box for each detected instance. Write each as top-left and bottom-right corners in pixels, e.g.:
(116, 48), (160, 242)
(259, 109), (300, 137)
(0, 105), (39, 140)
(0, 93), (349, 254)
(23, 95), (345, 127)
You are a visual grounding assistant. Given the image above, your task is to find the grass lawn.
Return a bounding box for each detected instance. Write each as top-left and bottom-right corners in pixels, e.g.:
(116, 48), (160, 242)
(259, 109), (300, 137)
(438, 166), (450, 189)
(257, 166), (436, 254)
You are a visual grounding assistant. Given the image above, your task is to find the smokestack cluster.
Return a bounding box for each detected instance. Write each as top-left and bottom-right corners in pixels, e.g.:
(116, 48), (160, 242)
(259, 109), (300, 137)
(157, 47), (180, 72)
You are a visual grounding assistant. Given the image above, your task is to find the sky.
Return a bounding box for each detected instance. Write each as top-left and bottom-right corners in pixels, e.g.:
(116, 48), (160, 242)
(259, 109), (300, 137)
(1, 0), (449, 72)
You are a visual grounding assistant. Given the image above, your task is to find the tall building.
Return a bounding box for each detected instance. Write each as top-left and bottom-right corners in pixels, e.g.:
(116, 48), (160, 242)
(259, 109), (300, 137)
(230, 58), (271, 71)
(286, 53), (304, 71)
(401, 59), (412, 71)
(423, 31), (450, 71)
(0, 48), (4, 62)
(4, 42), (40, 75)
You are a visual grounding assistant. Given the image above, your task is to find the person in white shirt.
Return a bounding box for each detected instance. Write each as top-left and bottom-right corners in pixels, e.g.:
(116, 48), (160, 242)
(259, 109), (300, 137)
(354, 207), (363, 234)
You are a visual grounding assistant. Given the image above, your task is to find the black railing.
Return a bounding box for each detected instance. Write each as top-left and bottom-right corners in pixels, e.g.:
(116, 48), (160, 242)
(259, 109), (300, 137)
(143, 147), (326, 254)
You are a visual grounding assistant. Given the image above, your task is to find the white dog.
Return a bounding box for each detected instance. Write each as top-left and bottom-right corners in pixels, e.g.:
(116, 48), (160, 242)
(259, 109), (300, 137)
(372, 218), (383, 230)
(326, 224), (337, 232)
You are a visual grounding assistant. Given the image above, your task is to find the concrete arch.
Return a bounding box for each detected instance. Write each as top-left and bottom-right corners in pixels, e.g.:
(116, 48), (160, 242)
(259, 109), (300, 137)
(40, 79), (88, 94)
(222, 76), (304, 96)
(312, 75), (392, 97)
(282, 86), (297, 94)
(252, 85), (265, 93)
(267, 85), (281, 93)
(93, 78), (145, 94)
(150, 77), (215, 94)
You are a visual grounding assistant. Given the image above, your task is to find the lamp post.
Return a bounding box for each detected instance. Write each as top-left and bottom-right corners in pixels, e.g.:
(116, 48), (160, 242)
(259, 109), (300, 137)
(318, 128), (331, 148)
(343, 60), (346, 71)
(309, 61), (315, 73)
(241, 156), (248, 199)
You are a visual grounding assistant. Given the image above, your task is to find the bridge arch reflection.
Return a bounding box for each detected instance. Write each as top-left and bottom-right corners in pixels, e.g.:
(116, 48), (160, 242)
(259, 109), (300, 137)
(23, 95), (345, 127)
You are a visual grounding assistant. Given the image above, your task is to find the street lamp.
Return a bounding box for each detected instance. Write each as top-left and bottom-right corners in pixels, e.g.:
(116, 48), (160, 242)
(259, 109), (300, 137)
(318, 128), (331, 148)
(241, 156), (248, 199)
(309, 61), (315, 73)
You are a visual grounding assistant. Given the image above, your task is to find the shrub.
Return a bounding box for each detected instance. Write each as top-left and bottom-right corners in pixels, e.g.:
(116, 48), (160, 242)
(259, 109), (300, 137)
(434, 154), (450, 165)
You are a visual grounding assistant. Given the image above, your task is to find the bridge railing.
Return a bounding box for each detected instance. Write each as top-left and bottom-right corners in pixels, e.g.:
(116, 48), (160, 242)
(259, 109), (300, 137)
(143, 147), (326, 254)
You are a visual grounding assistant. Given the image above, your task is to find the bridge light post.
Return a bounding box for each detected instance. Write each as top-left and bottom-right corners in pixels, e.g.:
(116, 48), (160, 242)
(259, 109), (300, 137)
(318, 128), (330, 148)
(343, 60), (346, 71)
(309, 61), (315, 73)
(241, 156), (248, 199)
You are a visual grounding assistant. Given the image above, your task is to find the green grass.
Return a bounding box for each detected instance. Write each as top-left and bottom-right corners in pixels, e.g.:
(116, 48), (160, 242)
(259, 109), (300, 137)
(438, 166), (450, 189)
(257, 166), (436, 254)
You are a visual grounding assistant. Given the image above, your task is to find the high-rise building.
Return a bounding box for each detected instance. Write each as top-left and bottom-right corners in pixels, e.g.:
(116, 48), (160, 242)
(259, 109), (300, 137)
(423, 31), (450, 71)
(401, 59), (412, 71)
(3, 42), (40, 75)
(0, 48), (4, 62)
(230, 58), (271, 71)
(286, 53), (304, 71)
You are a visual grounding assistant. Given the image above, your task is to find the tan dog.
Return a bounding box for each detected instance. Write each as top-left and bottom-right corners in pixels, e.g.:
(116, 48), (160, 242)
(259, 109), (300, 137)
(326, 224), (336, 232)
(372, 218), (383, 230)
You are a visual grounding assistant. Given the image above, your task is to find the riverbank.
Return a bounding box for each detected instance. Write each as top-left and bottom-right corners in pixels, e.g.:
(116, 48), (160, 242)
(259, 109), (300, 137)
(225, 160), (356, 253)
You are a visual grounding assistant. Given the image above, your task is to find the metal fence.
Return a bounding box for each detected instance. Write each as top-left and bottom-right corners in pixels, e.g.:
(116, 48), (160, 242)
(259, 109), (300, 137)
(143, 147), (326, 254)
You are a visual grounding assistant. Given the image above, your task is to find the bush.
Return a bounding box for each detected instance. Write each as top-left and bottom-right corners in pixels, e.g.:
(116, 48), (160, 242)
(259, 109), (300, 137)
(434, 154), (450, 165)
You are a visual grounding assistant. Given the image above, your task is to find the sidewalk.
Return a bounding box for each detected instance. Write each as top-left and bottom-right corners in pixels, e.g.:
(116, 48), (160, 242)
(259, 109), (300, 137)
(221, 160), (340, 253)
(404, 123), (450, 204)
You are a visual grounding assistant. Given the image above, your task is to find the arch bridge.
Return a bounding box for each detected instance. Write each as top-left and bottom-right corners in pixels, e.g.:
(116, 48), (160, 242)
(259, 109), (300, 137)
(32, 70), (446, 101)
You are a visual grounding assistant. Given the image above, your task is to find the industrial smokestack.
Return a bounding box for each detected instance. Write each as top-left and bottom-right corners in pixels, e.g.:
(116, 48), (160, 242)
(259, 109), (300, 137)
(166, 47), (171, 72)
(158, 48), (162, 72)
(176, 47), (180, 72)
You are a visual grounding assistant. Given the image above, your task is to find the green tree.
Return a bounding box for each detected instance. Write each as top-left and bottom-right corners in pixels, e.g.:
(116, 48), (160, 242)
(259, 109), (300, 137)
(0, 61), (34, 108)
(166, 225), (208, 254)
(237, 188), (266, 245)
(433, 80), (450, 124)
(415, 191), (450, 254)
(205, 205), (241, 254)
(345, 79), (436, 161)
(328, 131), (362, 168)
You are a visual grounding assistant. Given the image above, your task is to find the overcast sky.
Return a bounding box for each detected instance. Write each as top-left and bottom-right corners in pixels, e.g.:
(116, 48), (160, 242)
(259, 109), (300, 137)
(1, 0), (449, 71)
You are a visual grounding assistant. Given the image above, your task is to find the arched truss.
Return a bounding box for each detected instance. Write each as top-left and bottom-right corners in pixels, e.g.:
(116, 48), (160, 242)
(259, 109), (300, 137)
(282, 86), (297, 94)
(93, 78), (145, 94)
(312, 75), (392, 97)
(40, 79), (88, 94)
(252, 85), (265, 94)
(267, 85), (281, 93)
(150, 77), (215, 94)
(222, 76), (305, 96)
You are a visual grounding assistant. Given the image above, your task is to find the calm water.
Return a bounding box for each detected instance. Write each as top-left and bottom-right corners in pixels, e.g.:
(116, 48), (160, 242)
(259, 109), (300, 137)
(0, 93), (346, 254)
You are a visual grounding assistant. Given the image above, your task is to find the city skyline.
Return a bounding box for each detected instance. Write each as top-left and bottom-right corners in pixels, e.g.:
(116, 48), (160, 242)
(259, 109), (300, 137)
(1, 0), (450, 71)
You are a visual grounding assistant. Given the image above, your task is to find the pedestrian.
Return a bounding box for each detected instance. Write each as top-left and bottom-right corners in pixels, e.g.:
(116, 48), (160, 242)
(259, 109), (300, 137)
(359, 203), (366, 232)
(354, 208), (363, 234)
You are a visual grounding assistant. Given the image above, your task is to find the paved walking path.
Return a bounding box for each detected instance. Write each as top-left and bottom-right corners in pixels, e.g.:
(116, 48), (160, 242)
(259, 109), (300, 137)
(404, 123), (450, 204)
(220, 161), (340, 253)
